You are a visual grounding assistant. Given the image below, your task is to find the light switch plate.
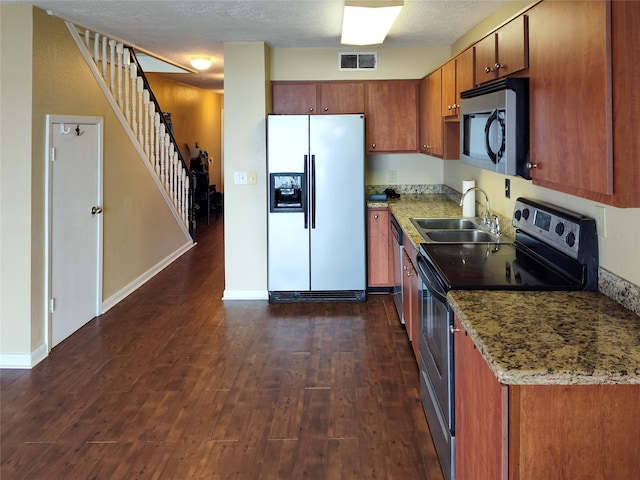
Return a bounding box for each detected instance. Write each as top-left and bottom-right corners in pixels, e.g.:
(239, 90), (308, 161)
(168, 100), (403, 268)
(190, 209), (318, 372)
(234, 171), (247, 185)
(248, 171), (257, 185)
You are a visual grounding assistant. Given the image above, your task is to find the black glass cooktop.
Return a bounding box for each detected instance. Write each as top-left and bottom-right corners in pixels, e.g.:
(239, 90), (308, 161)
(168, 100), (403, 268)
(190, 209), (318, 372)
(420, 242), (584, 291)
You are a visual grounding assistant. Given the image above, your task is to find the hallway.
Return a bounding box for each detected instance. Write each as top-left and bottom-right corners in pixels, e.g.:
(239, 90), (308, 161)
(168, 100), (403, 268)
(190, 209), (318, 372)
(1, 219), (443, 479)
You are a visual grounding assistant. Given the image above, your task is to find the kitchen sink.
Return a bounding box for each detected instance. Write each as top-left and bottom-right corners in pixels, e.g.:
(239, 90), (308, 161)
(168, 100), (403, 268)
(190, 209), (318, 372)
(410, 217), (501, 244)
(424, 229), (496, 243)
(411, 218), (481, 230)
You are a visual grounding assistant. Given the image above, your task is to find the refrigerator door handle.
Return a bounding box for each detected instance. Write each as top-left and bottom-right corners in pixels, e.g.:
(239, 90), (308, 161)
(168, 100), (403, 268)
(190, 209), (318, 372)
(303, 155), (309, 229)
(311, 154), (316, 229)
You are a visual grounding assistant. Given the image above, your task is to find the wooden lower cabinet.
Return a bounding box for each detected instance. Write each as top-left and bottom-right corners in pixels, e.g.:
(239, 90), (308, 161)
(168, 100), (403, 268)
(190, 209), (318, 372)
(454, 315), (640, 480)
(367, 207), (393, 288)
(401, 238), (419, 363)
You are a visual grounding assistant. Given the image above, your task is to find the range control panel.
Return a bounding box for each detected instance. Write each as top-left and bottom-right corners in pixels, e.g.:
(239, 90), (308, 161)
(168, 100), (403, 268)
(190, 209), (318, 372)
(512, 198), (597, 261)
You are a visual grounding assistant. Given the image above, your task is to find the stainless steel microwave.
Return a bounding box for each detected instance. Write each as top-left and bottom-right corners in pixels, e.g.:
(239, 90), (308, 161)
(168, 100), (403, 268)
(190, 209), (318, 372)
(459, 78), (530, 179)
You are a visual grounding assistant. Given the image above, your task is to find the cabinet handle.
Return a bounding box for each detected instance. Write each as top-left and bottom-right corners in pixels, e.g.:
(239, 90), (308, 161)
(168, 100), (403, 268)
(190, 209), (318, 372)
(526, 162), (539, 169)
(371, 143), (376, 149)
(450, 325), (460, 334)
(406, 270), (414, 277)
(309, 107), (314, 112)
(495, 62), (503, 70)
(485, 66), (493, 73)
(323, 107), (328, 112)
(374, 214), (379, 219)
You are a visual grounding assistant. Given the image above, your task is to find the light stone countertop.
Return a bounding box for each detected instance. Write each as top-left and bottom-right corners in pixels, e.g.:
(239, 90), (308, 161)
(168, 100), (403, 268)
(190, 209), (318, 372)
(368, 193), (640, 386)
(448, 290), (640, 385)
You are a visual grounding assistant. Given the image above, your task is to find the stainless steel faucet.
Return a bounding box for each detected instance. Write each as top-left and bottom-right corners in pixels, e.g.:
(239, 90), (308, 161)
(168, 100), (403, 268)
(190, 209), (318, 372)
(459, 187), (491, 225)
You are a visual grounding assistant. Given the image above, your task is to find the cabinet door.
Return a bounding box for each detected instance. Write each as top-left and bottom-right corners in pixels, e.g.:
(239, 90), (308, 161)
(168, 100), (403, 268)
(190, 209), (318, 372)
(272, 83), (317, 114)
(318, 82), (364, 114)
(419, 71), (443, 156)
(365, 81), (419, 153)
(474, 33), (498, 84)
(441, 59), (457, 117)
(367, 208), (393, 287)
(496, 14), (529, 77)
(455, 48), (475, 101)
(528, 0), (612, 197)
(454, 316), (508, 480)
(474, 16), (528, 84)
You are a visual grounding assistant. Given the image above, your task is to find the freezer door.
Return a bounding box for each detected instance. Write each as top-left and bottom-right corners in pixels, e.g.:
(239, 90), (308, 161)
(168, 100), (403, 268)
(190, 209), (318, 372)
(309, 115), (366, 291)
(267, 115), (311, 291)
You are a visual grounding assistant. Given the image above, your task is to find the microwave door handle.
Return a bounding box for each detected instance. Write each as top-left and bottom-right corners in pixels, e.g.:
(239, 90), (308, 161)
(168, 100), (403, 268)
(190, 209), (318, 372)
(484, 109), (505, 164)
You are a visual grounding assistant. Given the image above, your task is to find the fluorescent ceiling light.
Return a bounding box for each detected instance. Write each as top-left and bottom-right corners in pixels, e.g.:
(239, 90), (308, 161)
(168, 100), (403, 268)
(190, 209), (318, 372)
(190, 57), (213, 70)
(341, 0), (403, 45)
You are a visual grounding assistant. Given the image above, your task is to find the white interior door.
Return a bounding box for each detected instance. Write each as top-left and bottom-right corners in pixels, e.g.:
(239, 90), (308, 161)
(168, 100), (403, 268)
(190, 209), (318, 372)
(47, 115), (103, 348)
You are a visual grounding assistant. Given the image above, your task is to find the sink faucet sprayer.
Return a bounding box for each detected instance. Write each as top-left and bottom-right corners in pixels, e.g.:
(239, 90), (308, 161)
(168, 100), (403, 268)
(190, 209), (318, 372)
(459, 187), (501, 236)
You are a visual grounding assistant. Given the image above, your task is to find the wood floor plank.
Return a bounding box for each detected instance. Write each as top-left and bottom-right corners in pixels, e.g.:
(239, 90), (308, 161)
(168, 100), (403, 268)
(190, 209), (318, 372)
(0, 219), (443, 479)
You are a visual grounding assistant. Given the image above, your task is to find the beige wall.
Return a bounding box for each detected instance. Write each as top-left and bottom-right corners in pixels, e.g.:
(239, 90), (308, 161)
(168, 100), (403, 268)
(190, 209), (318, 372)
(0, 5), (34, 357)
(146, 73), (224, 191)
(223, 42), (270, 299)
(0, 6), (192, 364)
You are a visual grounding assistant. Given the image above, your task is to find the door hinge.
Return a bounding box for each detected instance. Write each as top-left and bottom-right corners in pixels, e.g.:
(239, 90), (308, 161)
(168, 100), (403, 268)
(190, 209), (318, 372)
(49, 298), (55, 313)
(50, 147), (56, 162)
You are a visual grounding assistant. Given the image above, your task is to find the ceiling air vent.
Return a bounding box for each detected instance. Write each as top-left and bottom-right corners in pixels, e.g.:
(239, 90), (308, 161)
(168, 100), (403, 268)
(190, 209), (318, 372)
(339, 52), (377, 71)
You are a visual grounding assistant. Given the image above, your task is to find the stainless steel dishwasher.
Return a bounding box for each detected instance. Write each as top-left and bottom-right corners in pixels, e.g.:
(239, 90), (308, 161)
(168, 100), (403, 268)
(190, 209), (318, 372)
(389, 214), (403, 323)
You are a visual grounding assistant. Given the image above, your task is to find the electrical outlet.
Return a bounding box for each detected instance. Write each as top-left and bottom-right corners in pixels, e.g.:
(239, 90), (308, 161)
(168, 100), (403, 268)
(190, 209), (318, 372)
(248, 171), (257, 185)
(234, 171), (247, 185)
(505, 178), (511, 198)
(388, 170), (397, 183)
(594, 205), (606, 237)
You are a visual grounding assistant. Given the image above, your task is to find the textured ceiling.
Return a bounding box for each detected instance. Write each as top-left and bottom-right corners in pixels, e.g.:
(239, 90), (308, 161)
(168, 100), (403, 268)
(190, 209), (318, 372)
(19, 0), (516, 92)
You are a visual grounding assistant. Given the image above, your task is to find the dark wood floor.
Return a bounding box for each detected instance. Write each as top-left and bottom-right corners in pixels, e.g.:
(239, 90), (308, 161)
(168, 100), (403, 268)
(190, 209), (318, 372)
(1, 218), (444, 479)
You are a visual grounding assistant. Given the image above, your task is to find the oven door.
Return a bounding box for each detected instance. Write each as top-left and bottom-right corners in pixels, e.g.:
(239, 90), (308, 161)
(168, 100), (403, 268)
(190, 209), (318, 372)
(416, 253), (455, 480)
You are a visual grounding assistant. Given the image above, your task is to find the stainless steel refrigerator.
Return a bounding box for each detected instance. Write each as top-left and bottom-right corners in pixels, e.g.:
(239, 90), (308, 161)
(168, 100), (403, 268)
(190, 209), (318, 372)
(267, 114), (366, 302)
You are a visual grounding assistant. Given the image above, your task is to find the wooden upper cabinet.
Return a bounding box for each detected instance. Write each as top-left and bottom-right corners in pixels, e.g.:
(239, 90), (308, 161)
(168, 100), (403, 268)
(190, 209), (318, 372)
(419, 71), (443, 157)
(272, 81), (364, 115)
(365, 80), (419, 153)
(528, 1), (612, 199)
(318, 82), (364, 114)
(272, 82), (317, 114)
(441, 60), (457, 117)
(475, 15), (529, 84)
(442, 48), (475, 119)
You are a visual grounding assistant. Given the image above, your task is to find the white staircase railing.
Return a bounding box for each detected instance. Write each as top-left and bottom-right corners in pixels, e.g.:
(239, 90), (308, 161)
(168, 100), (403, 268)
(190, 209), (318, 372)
(66, 22), (191, 235)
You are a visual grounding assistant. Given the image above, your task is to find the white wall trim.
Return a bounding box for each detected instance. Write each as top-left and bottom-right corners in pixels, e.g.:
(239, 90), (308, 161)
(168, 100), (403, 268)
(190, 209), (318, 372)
(222, 289), (269, 301)
(102, 240), (195, 312)
(0, 343), (47, 369)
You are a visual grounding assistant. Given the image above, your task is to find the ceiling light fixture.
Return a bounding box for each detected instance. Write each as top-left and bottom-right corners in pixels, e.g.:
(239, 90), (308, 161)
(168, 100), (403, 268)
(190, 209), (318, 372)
(190, 57), (213, 70)
(341, 0), (404, 46)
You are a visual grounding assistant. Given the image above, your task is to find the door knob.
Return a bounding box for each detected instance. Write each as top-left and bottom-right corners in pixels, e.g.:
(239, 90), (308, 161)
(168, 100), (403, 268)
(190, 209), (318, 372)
(91, 206), (103, 215)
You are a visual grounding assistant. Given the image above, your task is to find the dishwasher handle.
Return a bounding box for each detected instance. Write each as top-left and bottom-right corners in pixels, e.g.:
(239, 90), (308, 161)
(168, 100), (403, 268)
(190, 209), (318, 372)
(390, 215), (403, 246)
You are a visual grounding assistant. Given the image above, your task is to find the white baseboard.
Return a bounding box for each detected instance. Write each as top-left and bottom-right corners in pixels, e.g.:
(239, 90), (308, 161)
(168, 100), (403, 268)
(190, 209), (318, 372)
(0, 343), (47, 369)
(102, 240), (195, 313)
(222, 289), (269, 301)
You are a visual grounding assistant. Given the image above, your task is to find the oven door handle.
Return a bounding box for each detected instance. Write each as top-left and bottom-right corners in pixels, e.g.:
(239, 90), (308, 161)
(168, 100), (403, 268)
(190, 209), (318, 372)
(416, 255), (448, 304)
